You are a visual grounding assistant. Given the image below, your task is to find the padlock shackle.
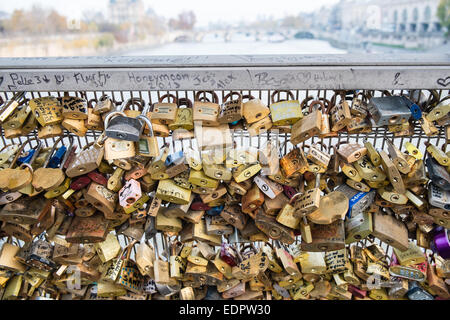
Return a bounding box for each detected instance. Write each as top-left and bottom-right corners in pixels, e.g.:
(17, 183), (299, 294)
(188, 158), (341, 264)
(10, 137), (42, 169)
(42, 135), (65, 168)
(195, 91), (219, 104)
(177, 97), (193, 108)
(223, 91), (242, 102)
(308, 100), (326, 114)
(158, 94), (177, 104)
(271, 90), (295, 104)
(103, 111), (127, 129)
(241, 94), (256, 102)
(136, 114), (155, 138)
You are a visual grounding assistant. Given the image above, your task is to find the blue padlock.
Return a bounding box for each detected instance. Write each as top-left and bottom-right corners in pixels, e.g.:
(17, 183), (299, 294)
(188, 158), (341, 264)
(206, 205), (224, 216)
(401, 96), (422, 120)
(17, 149), (35, 165)
(48, 146), (67, 168)
(165, 150), (184, 167)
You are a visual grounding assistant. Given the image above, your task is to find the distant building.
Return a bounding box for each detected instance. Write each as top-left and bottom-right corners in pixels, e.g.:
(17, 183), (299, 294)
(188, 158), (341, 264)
(332, 0), (442, 34)
(108, 0), (145, 24)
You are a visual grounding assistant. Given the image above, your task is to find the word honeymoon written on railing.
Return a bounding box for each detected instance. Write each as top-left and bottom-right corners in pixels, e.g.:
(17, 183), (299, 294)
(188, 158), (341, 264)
(0, 55), (448, 301)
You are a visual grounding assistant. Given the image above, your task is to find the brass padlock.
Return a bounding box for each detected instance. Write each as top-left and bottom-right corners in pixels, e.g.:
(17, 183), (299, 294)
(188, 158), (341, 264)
(300, 220), (346, 252)
(156, 179), (192, 205)
(93, 94), (113, 115)
(330, 93), (352, 131)
(29, 96), (63, 126)
(218, 91), (243, 124)
(193, 91), (220, 126)
(168, 97), (194, 131)
(372, 210), (408, 251)
(280, 147), (308, 178)
(242, 95), (270, 124)
(290, 109), (321, 145)
(61, 95), (88, 120)
(151, 94), (177, 125)
(269, 90), (303, 126)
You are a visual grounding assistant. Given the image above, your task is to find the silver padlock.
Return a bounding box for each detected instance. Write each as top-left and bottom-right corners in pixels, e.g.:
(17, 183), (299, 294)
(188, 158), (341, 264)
(367, 96), (411, 127)
(104, 98), (150, 141)
(335, 184), (375, 218)
(429, 183), (450, 210)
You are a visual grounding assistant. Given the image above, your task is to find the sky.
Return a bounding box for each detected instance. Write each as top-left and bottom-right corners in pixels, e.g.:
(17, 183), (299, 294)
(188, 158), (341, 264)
(0, 0), (341, 26)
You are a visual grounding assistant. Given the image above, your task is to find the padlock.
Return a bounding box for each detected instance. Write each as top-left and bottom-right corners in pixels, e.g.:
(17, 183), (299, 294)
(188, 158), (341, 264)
(426, 157), (450, 191)
(65, 213), (109, 244)
(189, 170), (219, 189)
(0, 92), (26, 123)
(168, 97), (194, 131)
(104, 98), (149, 141)
(29, 96), (63, 126)
(300, 220), (345, 252)
(156, 179), (192, 205)
(254, 209), (295, 244)
(32, 136), (69, 192)
(151, 94), (177, 125)
(135, 114), (160, 158)
(378, 149), (405, 194)
(269, 90), (302, 126)
(329, 94), (352, 131)
(2, 101), (31, 130)
(241, 184), (264, 215)
(242, 95), (270, 124)
(337, 143), (367, 164)
(404, 160), (427, 188)
(426, 96), (450, 122)
(335, 184), (376, 218)
(84, 182), (117, 217)
(290, 109), (321, 145)
(233, 162), (261, 183)
(193, 91), (220, 126)
(367, 95), (412, 127)
(194, 122), (233, 150)
(66, 139), (104, 178)
(0, 138), (42, 192)
(429, 183), (450, 210)
(276, 203), (300, 229)
(258, 140), (280, 176)
(203, 163), (232, 181)
(254, 175), (283, 199)
(218, 91), (243, 124)
(93, 94), (113, 115)
(280, 147), (309, 178)
(61, 94), (88, 120)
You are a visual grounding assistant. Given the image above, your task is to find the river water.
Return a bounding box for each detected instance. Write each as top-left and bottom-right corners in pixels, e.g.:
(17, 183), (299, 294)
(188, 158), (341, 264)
(122, 36), (347, 56)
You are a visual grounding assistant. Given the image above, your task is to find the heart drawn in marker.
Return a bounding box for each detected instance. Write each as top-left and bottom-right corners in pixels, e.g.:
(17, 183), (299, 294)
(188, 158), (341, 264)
(437, 76), (450, 87)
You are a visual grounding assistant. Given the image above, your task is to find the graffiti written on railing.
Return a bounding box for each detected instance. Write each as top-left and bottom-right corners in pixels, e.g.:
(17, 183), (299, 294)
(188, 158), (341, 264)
(6, 71), (112, 90)
(127, 71), (237, 90)
(436, 76), (450, 87)
(253, 71), (345, 88)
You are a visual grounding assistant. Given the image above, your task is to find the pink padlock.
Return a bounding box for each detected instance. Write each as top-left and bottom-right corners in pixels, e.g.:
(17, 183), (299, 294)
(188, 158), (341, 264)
(119, 179), (142, 207)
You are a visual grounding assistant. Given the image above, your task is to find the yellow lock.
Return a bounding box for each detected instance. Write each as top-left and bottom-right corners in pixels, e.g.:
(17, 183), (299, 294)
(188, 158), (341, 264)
(156, 179), (192, 205)
(269, 90), (303, 126)
(29, 96), (63, 126)
(404, 142), (423, 160)
(354, 157), (386, 182)
(203, 163), (232, 181)
(426, 143), (449, 166)
(340, 162), (363, 182)
(168, 97), (194, 131)
(188, 170), (219, 189)
(123, 194), (150, 214)
(426, 98), (450, 122)
(364, 141), (381, 167)
(233, 163), (262, 183)
(276, 203), (300, 229)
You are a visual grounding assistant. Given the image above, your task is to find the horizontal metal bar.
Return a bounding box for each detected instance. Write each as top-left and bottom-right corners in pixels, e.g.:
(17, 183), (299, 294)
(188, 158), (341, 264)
(1, 65), (449, 91)
(1, 54), (449, 68)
